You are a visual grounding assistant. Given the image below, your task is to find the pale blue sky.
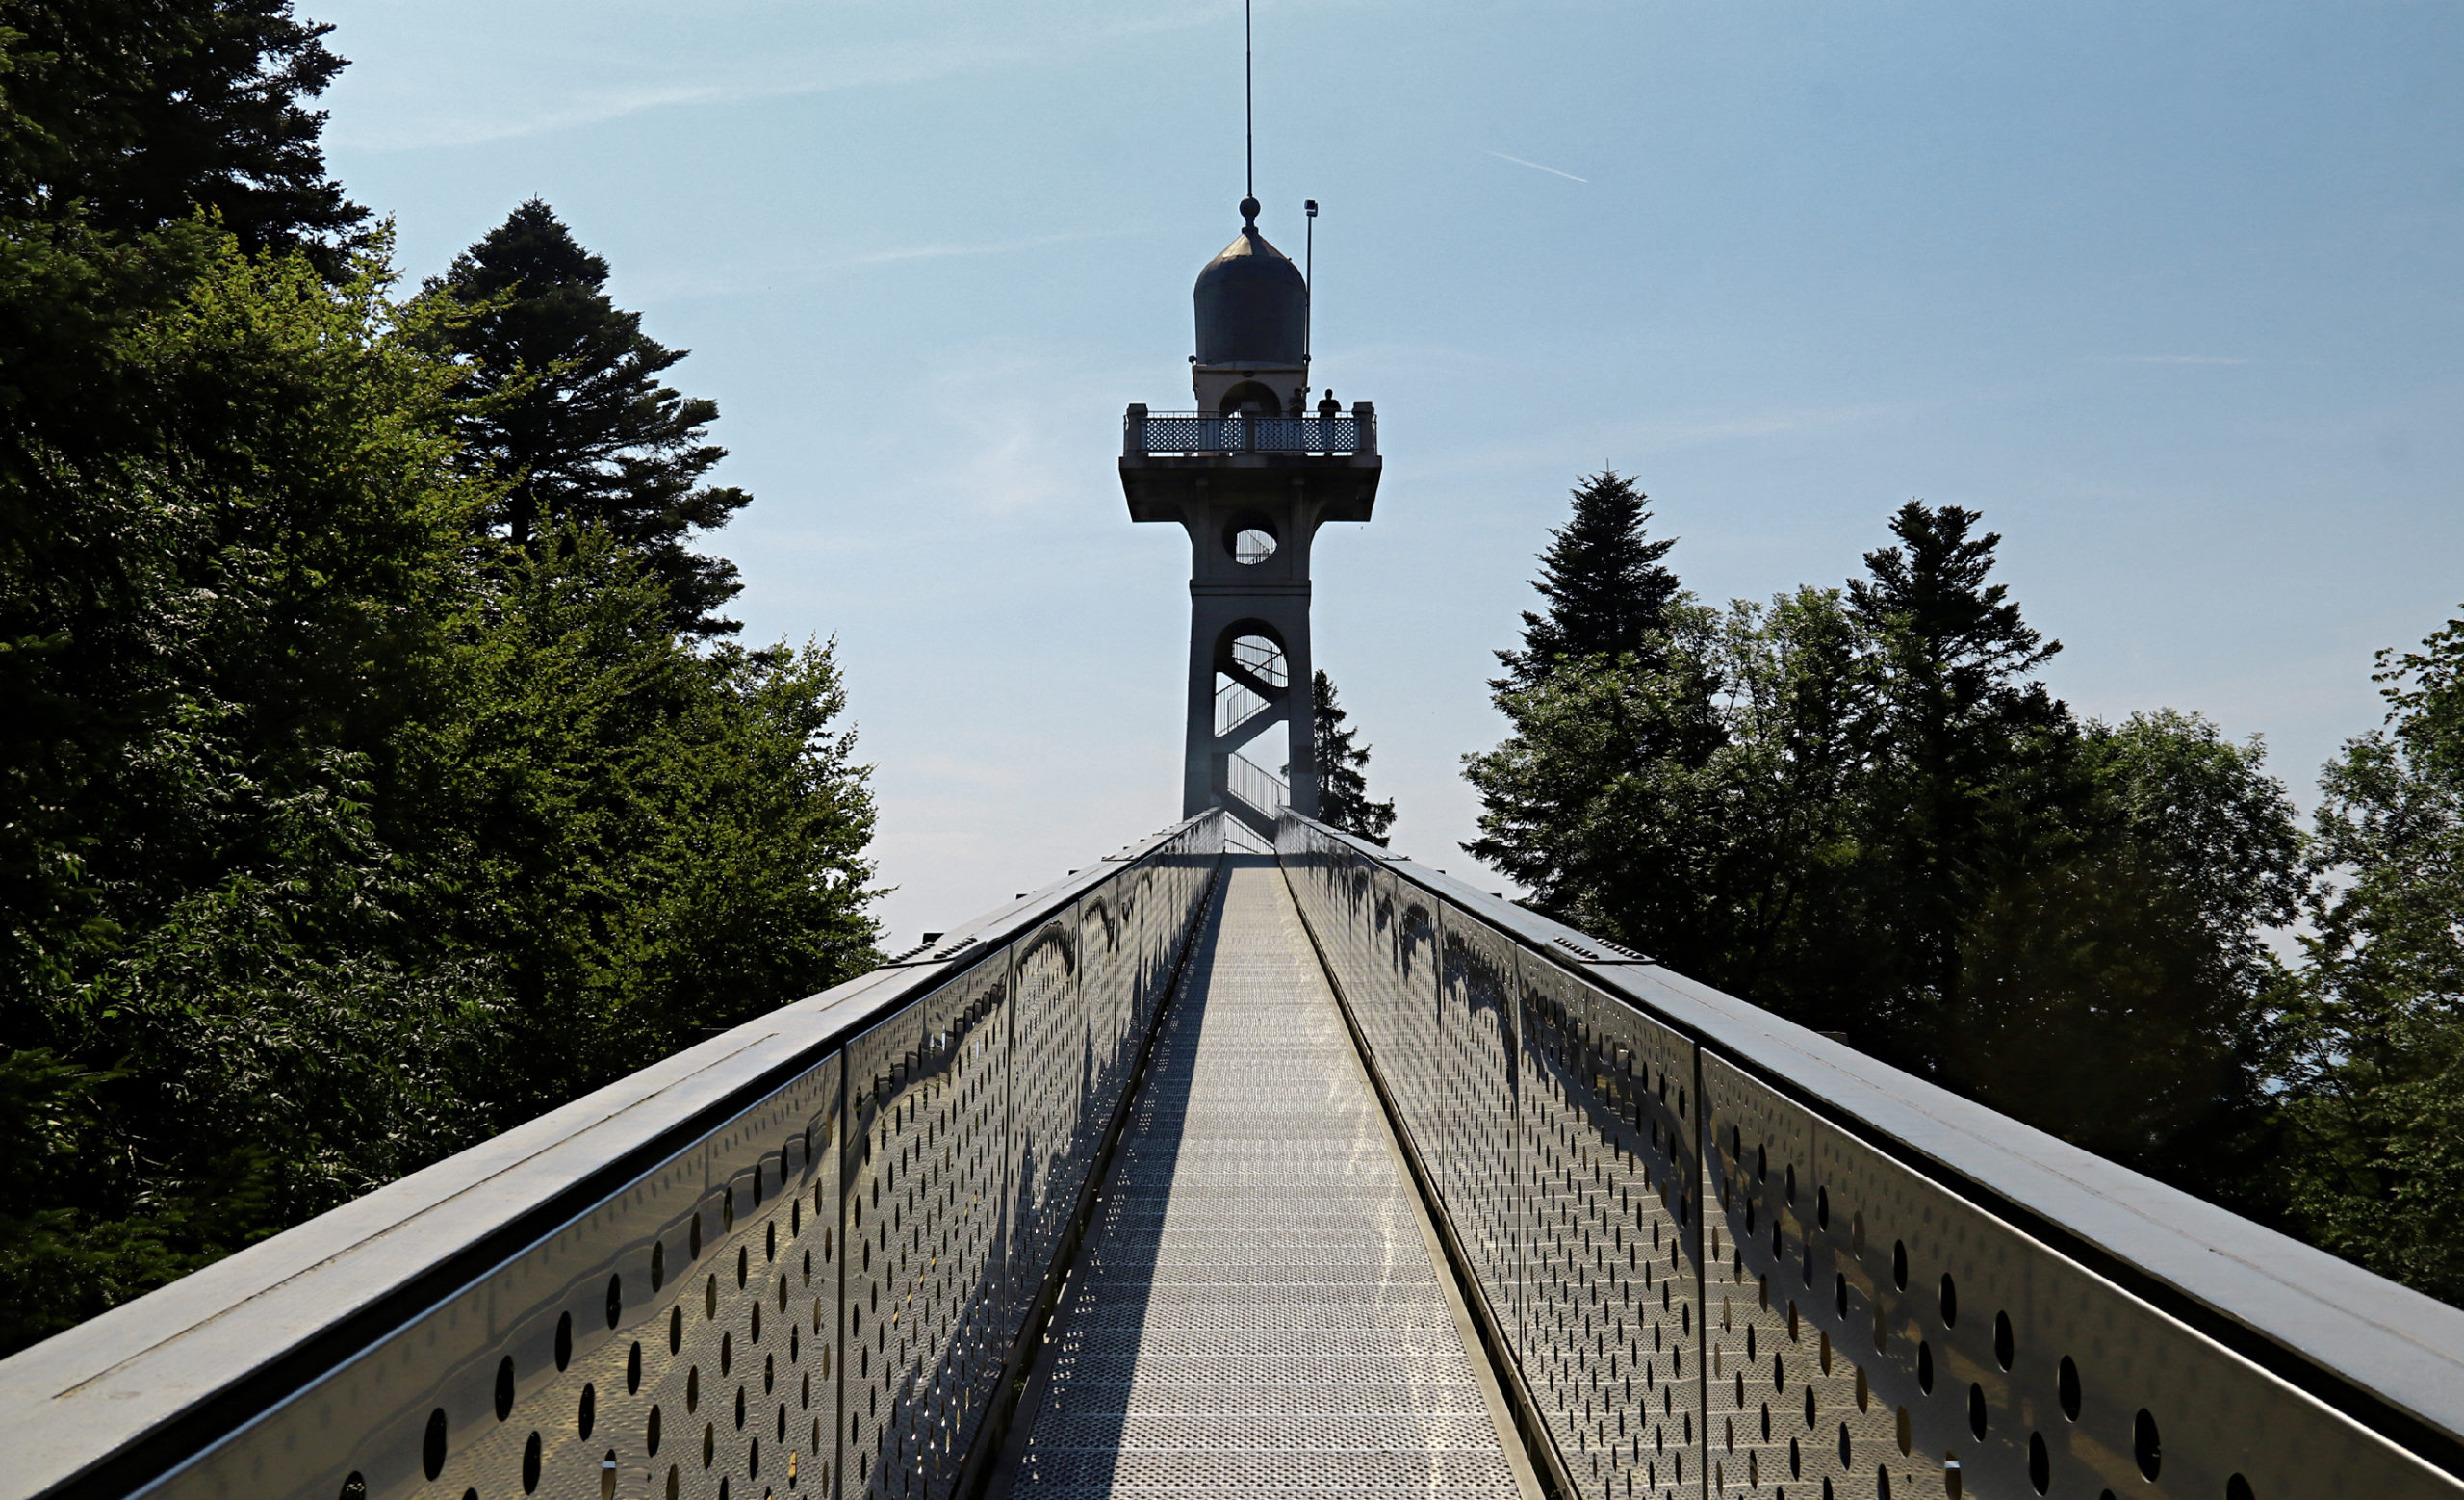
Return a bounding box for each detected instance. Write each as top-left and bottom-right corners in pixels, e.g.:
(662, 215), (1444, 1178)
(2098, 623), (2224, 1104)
(321, 1), (2464, 944)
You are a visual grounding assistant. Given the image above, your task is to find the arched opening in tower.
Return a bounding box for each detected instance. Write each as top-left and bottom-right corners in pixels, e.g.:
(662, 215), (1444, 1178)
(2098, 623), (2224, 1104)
(1215, 628), (1288, 747)
(1217, 379), (1288, 418)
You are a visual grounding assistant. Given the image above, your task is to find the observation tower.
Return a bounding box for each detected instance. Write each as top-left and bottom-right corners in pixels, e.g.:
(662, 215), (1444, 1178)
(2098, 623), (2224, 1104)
(1119, 194), (1381, 841)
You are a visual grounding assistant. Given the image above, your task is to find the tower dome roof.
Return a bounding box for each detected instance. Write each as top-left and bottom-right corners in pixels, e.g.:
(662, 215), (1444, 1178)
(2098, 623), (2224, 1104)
(1194, 197), (1307, 366)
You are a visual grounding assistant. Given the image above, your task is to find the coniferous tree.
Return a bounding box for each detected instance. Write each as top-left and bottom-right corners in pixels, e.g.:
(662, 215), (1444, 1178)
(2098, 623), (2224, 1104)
(1841, 501), (2074, 1062)
(1493, 469), (1681, 690)
(1465, 590), (1849, 981)
(1313, 670), (1396, 845)
(427, 200), (750, 636)
(1466, 498), (2301, 1213)
(0, 0), (366, 258)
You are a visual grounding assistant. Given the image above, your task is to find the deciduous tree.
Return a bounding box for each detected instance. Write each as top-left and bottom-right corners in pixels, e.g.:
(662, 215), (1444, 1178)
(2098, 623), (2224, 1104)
(2273, 608), (2464, 1302)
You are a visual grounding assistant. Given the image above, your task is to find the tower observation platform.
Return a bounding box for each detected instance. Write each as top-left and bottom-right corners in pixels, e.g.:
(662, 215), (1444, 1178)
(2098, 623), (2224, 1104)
(5, 210), (2464, 1500)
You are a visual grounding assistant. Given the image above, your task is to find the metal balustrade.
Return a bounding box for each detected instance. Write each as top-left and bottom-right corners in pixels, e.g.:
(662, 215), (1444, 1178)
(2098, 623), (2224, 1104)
(1121, 406), (1374, 456)
(1274, 811), (2464, 1500)
(1225, 752), (1286, 821)
(0, 814), (1227, 1500)
(1215, 635), (1286, 741)
(12, 800), (2464, 1500)
(1214, 677), (1273, 738)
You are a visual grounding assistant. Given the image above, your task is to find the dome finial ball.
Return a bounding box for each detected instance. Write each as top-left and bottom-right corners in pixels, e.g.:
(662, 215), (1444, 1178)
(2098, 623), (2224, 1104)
(1239, 196), (1261, 226)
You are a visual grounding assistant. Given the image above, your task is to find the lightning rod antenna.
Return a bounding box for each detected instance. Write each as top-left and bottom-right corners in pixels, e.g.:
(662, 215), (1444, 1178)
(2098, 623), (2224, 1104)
(1245, 0), (1254, 201)
(1304, 199), (1317, 364)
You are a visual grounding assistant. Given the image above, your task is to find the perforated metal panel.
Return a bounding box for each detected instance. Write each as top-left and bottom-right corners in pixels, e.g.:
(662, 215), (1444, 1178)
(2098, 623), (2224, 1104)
(131, 1053), (846, 1500)
(1435, 909), (1526, 1351)
(1515, 959), (1702, 1500)
(846, 954), (1014, 1500)
(1273, 812), (2464, 1500)
(1386, 887), (1444, 1170)
(12, 815), (1224, 1500)
(1082, 891), (1130, 1143)
(1700, 1054), (2462, 1500)
(1008, 914), (1087, 1327)
(1002, 862), (1527, 1500)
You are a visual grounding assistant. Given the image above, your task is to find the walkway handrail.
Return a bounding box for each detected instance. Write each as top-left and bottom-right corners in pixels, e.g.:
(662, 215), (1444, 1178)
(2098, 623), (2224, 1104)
(1275, 811), (2464, 1500)
(0, 813), (1229, 1500)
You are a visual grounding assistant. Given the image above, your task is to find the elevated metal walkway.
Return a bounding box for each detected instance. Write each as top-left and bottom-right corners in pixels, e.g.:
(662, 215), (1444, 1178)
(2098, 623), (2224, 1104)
(7, 811), (2464, 1500)
(996, 859), (1535, 1498)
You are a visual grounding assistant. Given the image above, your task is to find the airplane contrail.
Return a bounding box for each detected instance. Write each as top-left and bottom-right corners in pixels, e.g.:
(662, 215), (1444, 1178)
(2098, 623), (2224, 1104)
(1485, 149), (1587, 183)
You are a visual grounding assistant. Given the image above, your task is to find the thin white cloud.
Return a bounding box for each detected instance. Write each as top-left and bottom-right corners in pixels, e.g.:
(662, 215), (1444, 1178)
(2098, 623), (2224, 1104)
(617, 227), (1146, 301)
(1484, 149), (1587, 184)
(2104, 354), (2254, 366)
(327, 11), (1223, 153)
(834, 230), (1122, 269)
(1417, 397), (1939, 477)
(334, 51), (1003, 151)
(918, 342), (1152, 518)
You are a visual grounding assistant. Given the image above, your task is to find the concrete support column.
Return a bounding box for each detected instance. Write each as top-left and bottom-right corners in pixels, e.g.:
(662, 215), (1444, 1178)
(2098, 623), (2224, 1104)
(1122, 445), (1377, 841)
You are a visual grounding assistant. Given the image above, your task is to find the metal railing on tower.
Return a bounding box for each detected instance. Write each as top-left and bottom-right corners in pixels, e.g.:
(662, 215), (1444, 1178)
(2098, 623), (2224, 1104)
(1122, 405), (1376, 457)
(1225, 751), (1288, 821)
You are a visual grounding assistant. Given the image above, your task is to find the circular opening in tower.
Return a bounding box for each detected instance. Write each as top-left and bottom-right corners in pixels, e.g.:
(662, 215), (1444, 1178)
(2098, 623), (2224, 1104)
(1223, 513), (1279, 566)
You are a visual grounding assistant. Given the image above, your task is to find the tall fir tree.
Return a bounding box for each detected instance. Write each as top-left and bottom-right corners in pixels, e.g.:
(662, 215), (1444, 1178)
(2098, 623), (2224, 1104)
(0, 0), (366, 260)
(1313, 670), (1396, 845)
(1842, 501), (2073, 1062)
(426, 200), (750, 636)
(1493, 469), (1681, 690)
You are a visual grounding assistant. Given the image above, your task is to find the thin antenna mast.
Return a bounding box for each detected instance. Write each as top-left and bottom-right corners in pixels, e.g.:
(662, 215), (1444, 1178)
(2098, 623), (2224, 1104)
(1304, 199), (1318, 364)
(1244, 0), (1254, 200)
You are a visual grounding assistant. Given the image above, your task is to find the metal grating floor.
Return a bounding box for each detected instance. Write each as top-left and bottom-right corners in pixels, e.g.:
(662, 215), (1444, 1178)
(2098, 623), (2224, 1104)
(995, 857), (1534, 1499)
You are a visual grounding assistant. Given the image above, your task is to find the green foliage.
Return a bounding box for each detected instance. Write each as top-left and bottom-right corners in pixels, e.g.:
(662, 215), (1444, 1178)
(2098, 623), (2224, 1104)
(1954, 711), (2297, 1202)
(1492, 468), (1680, 691)
(2272, 608), (2464, 1302)
(419, 527), (878, 1123)
(1842, 502), (2078, 1058)
(0, 228), (878, 1353)
(1466, 590), (1852, 992)
(0, 24), (877, 1353)
(1467, 499), (2304, 1207)
(0, 231), (515, 1352)
(1312, 669), (1394, 845)
(422, 200), (750, 637)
